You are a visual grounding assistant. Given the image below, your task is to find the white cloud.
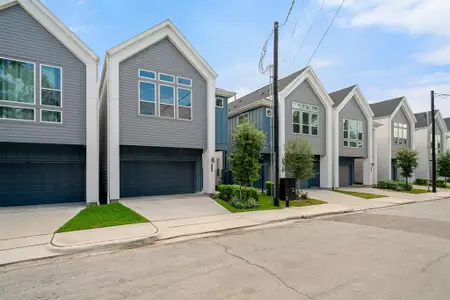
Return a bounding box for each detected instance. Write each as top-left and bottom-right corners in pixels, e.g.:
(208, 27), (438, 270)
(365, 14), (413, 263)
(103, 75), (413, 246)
(77, 0), (85, 4)
(415, 45), (450, 65)
(310, 58), (338, 69)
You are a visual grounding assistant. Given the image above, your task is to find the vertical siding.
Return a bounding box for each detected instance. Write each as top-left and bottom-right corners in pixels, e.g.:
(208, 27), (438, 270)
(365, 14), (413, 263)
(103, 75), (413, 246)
(99, 85), (108, 201)
(391, 107), (411, 157)
(285, 81), (326, 155)
(119, 38), (207, 149)
(0, 5), (86, 145)
(338, 96), (368, 158)
(375, 117), (390, 180)
(215, 95), (228, 151)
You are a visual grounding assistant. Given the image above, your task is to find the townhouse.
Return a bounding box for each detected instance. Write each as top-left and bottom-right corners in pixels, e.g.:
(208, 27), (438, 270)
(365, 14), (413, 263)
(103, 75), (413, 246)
(369, 97), (416, 181)
(414, 110), (448, 179)
(0, 0), (99, 206)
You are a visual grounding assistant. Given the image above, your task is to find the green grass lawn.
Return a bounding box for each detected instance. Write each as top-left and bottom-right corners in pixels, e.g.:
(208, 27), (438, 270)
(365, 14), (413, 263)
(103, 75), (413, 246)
(333, 189), (386, 199)
(405, 188), (430, 194)
(56, 203), (149, 233)
(214, 194), (326, 213)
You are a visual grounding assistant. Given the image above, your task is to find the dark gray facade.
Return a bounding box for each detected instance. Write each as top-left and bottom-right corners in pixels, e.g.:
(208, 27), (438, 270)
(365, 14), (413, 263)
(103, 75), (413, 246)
(339, 96), (368, 158)
(285, 80), (326, 155)
(391, 107), (411, 157)
(0, 5), (86, 145)
(118, 38), (207, 149)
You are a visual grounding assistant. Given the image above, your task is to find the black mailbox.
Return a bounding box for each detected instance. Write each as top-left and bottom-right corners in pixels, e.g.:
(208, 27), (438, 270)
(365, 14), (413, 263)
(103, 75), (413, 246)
(280, 178), (296, 201)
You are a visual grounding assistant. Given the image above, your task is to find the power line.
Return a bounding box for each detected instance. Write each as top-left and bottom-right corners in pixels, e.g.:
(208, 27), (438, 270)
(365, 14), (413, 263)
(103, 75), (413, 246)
(258, 0), (296, 74)
(306, 0), (345, 66)
(287, 0), (327, 68)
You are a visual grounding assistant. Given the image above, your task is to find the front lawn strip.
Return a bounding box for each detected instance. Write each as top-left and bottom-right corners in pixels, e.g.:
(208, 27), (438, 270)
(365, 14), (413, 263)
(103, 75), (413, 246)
(56, 203), (149, 233)
(334, 189), (387, 199)
(214, 194), (326, 213)
(405, 188), (430, 194)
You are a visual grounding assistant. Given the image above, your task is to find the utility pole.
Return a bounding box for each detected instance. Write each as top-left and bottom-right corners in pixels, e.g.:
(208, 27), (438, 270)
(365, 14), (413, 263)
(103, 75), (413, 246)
(431, 90), (437, 193)
(273, 21), (280, 207)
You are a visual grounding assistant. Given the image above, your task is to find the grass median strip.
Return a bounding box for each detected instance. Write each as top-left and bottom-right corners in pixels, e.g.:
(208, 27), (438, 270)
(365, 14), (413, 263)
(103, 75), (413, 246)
(334, 189), (386, 199)
(56, 203), (149, 233)
(214, 194), (326, 213)
(406, 188), (429, 194)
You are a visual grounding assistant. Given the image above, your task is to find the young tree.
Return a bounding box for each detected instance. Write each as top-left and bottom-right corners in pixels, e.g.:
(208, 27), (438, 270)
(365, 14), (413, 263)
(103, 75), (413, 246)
(395, 148), (419, 184)
(229, 122), (266, 198)
(437, 150), (450, 182)
(282, 137), (316, 192)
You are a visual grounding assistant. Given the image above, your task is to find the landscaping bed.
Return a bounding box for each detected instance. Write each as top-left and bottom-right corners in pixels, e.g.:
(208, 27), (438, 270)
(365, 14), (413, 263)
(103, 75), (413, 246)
(334, 189), (386, 199)
(56, 203), (149, 233)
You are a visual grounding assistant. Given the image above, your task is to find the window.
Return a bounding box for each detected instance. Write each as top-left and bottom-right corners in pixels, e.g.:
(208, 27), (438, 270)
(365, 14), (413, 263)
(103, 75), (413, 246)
(266, 108), (273, 117)
(343, 118), (363, 148)
(41, 65), (62, 107)
(393, 122), (408, 144)
(0, 105), (34, 121)
(139, 81), (156, 116)
(292, 102), (318, 135)
(138, 69), (155, 80)
(177, 77), (192, 86)
(431, 134), (442, 154)
(238, 113), (249, 124)
(216, 97), (224, 108)
(41, 109), (62, 124)
(159, 73), (174, 83)
(178, 88), (192, 120)
(159, 85), (175, 118)
(0, 57), (35, 104)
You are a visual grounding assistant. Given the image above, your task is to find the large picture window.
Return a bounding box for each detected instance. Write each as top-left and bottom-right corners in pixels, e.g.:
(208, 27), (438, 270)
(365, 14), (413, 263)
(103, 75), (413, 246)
(41, 65), (62, 107)
(178, 88), (192, 120)
(0, 57), (35, 104)
(393, 122), (408, 144)
(343, 118), (363, 148)
(159, 84), (175, 118)
(292, 102), (319, 135)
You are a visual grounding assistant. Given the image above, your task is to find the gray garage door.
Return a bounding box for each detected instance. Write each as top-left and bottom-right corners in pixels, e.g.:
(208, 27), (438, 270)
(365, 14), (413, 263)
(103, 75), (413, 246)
(120, 161), (195, 198)
(0, 143), (85, 207)
(339, 165), (351, 187)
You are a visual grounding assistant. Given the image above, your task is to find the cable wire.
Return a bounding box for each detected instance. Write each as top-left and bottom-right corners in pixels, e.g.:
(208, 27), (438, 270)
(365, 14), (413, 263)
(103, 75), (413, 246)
(306, 0), (345, 66)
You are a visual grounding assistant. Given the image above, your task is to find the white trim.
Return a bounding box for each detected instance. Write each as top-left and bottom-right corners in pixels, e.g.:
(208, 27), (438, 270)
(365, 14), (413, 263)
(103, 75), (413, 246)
(158, 84), (175, 119)
(0, 104), (35, 122)
(137, 80), (156, 117)
(391, 97), (417, 125)
(39, 64), (63, 108)
(266, 107), (272, 118)
(177, 76), (192, 87)
(40, 108), (62, 124)
(138, 68), (156, 80)
(215, 88), (236, 98)
(228, 99), (272, 117)
(177, 86), (193, 121)
(0, 56), (36, 105)
(158, 72), (175, 84)
(215, 97), (224, 108)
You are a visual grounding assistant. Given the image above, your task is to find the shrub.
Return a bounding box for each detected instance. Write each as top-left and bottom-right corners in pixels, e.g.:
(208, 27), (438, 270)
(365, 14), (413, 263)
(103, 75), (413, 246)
(230, 195), (260, 209)
(296, 190), (308, 200)
(376, 180), (412, 191)
(265, 181), (274, 196)
(414, 178), (428, 186)
(218, 184), (259, 202)
(414, 178), (447, 188)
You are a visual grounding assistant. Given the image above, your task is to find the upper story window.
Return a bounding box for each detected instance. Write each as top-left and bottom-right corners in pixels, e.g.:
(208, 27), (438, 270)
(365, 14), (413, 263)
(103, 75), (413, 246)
(393, 122), (408, 144)
(159, 73), (175, 83)
(177, 76), (192, 87)
(431, 134), (442, 154)
(292, 102), (318, 135)
(266, 108), (273, 117)
(178, 88), (192, 120)
(216, 97), (224, 108)
(41, 65), (62, 107)
(343, 119), (363, 148)
(139, 81), (156, 116)
(0, 105), (34, 121)
(159, 84), (175, 118)
(139, 69), (156, 80)
(0, 57), (35, 104)
(238, 112), (249, 125)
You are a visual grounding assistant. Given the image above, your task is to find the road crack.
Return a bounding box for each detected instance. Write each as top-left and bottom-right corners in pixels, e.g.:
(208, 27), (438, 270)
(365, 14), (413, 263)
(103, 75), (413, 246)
(421, 252), (450, 273)
(210, 240), (314, 300)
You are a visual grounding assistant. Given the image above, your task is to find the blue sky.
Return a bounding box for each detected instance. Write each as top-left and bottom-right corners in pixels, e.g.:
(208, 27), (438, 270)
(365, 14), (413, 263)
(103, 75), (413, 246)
(44, 0), (450, 116)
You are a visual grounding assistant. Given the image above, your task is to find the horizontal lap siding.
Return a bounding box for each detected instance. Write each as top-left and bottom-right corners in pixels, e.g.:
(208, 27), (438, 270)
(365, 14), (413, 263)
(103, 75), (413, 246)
(0, 5), (86, 145)
(119, 38), (207, 149)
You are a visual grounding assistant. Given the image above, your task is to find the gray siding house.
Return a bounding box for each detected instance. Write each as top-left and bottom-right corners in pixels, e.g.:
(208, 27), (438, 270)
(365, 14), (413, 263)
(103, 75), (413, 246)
(228, 67), (334, 189)
(329, 85), (375, 187)
(0, 0), (98, 207)
(100, 20), (217, 203)
(369, 97), (416, 181)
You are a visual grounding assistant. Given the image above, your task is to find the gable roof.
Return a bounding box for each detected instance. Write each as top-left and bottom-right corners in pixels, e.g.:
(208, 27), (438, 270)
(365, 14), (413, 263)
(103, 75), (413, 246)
(228, 67), (307, 113)
(0, 0), (98, 64)
(414, 110), (442, 129)
(106, 19), (216, 80)
(329, 85), (357, 107)
(444, 117), (450, 131)
(369, 97), (404, 118)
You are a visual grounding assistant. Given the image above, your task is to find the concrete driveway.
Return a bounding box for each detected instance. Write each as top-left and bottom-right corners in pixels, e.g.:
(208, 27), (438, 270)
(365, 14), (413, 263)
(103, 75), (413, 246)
(0, 203), (83, 251)
(121, 194), (230, 222)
